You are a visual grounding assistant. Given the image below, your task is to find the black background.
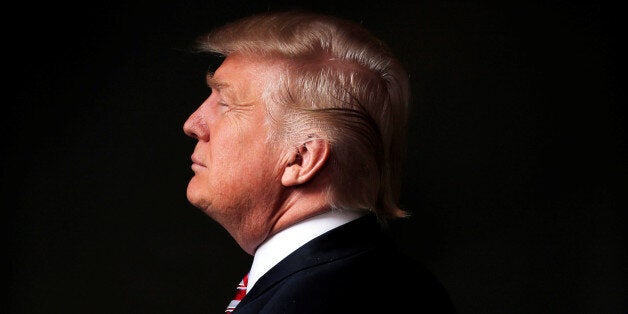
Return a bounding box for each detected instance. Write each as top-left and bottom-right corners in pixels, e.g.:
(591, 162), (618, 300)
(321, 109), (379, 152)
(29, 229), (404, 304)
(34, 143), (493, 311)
(7, 1), (626, 313)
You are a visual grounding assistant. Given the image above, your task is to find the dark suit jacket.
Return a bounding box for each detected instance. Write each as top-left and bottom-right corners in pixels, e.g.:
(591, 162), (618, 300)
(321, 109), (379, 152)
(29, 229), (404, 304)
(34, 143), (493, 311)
(234, 214), (456, 313)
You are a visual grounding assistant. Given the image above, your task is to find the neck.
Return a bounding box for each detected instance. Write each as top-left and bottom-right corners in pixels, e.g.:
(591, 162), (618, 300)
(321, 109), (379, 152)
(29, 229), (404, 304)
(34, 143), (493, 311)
(266, 189), (331, 244)
(228, 186), (331, 255)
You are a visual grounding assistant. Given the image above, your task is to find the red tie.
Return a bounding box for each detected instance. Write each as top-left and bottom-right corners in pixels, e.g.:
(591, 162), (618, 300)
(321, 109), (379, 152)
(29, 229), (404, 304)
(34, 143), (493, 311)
(225, 273), (248, 313)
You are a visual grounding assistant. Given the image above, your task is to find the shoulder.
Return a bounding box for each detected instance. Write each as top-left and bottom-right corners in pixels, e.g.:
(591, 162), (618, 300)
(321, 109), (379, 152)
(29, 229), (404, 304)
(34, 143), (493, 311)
(250, 246), (455, 313)
(237, 215), (456, 313)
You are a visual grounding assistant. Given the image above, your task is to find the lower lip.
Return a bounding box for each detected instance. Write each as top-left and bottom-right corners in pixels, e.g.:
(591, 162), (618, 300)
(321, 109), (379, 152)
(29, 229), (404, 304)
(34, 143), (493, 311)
(191, 163), (206, 171)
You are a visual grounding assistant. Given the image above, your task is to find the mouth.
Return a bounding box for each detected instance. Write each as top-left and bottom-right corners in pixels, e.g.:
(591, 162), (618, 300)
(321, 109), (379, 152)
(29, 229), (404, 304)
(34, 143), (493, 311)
(190, 156), (206, 168)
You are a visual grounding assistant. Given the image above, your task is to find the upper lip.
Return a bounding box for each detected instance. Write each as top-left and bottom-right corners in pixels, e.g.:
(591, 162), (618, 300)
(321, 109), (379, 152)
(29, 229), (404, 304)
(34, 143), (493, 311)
(191, 156), (205, 166)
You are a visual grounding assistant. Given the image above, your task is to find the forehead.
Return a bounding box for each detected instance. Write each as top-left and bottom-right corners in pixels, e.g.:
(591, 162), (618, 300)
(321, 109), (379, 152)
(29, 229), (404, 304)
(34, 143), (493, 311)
(209, 54), (282, 96)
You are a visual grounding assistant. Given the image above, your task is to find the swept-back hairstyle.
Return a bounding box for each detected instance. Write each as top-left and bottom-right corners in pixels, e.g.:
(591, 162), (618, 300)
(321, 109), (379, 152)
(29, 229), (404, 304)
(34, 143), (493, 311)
(196, 11), (411, 221)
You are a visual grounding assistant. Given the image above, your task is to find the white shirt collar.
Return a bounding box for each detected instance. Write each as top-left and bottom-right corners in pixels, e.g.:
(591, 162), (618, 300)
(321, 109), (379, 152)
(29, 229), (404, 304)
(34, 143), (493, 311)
(247, 210), (365, 293)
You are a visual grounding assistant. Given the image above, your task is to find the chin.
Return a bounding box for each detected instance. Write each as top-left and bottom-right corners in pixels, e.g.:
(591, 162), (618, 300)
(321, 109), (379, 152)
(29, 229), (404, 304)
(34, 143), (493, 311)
(185, 181), (205, 208)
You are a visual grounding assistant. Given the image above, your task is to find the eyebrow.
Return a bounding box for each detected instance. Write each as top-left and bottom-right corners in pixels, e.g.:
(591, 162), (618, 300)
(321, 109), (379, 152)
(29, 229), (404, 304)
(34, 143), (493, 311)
(206, 73), (230, 91)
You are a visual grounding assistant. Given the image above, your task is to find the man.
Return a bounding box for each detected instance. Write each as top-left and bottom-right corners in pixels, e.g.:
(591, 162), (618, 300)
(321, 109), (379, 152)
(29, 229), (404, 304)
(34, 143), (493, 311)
(183, 10), (455, 313)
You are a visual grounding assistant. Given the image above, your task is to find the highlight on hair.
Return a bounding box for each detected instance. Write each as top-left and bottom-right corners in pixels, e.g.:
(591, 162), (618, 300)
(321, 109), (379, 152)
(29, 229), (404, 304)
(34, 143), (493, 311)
(196, 10), (411, 221)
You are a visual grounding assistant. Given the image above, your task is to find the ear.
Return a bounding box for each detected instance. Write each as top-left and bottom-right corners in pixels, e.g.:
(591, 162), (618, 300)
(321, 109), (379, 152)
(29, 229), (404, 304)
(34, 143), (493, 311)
(281, 138), (330, 187)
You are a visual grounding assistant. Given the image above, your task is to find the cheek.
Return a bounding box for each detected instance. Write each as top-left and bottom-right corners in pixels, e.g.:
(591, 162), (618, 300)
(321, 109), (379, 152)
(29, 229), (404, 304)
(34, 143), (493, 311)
(211, 120), (282, 182)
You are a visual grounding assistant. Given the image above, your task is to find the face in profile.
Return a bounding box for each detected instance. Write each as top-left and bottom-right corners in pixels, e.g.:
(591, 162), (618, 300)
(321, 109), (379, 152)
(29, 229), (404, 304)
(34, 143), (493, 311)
(183, 54), (286, 238)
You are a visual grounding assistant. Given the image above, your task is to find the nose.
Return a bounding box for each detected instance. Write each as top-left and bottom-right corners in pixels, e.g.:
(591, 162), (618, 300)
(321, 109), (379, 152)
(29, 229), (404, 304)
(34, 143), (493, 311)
(183, 106), (209, 141)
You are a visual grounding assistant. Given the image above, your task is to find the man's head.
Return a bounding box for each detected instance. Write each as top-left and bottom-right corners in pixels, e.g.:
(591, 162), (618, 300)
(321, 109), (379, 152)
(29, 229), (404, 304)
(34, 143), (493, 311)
(184, 10), (410, 252)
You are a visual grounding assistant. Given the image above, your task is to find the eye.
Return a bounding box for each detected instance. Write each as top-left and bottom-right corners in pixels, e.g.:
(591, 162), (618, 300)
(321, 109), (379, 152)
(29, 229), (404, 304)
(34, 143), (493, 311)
(218, 101), (232, 113)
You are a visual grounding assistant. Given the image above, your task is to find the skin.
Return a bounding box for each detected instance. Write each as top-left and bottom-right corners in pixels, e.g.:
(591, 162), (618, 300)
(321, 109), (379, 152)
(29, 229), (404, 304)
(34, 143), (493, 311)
(183, 53), (331, 255)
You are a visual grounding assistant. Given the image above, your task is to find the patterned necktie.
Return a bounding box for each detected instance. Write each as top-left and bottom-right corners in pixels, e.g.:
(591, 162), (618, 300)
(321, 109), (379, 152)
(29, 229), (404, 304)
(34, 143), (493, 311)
(225, 273), (248, 313)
